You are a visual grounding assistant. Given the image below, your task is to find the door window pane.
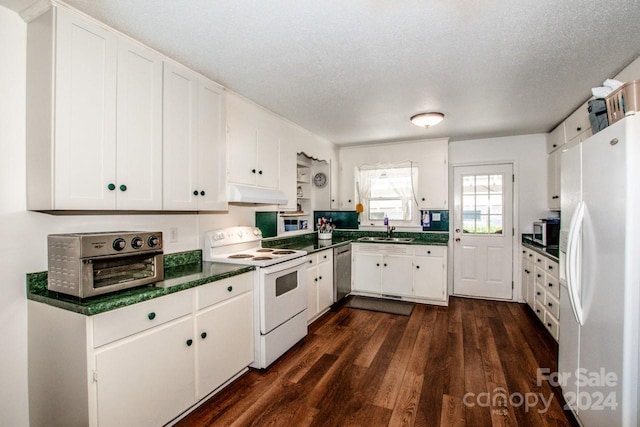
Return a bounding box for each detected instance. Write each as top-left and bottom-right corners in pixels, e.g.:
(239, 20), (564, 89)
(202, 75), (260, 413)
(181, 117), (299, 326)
(461, 173), (504, 235)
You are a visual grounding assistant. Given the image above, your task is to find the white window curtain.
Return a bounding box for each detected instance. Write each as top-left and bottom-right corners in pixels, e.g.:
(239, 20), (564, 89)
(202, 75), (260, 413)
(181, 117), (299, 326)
(355, 162), (418, 223)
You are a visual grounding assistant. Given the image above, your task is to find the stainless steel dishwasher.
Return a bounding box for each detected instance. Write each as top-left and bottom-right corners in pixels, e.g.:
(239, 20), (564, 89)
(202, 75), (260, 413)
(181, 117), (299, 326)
(333, 244), (351, 302)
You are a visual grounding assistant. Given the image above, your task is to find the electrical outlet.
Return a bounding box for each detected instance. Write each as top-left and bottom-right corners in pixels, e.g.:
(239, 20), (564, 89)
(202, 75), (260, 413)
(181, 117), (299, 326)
(169, 227), (178, 243)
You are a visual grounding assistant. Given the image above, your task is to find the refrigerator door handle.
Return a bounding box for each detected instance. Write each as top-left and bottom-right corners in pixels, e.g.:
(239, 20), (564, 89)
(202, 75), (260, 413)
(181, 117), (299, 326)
(566, 201), (585, 326)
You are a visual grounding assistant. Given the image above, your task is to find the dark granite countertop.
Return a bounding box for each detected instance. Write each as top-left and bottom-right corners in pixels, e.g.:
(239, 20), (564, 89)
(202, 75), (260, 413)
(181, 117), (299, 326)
(263, 230), (448, 253)
(26, 250), (255, 316)
(521, 235), (559, 262)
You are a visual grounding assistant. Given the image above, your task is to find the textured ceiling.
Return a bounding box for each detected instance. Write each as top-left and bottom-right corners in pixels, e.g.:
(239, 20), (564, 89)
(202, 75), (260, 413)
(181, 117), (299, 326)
(6, 0), (640, 144)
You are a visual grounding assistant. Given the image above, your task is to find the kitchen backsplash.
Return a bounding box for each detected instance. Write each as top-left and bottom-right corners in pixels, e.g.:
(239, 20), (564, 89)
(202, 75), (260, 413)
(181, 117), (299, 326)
(313, 211), (359, 230)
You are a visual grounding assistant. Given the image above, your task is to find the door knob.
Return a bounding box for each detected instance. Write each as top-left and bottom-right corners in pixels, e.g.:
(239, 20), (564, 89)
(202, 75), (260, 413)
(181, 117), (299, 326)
(455, 228), (460, 233)
(455, 238), (461, 242)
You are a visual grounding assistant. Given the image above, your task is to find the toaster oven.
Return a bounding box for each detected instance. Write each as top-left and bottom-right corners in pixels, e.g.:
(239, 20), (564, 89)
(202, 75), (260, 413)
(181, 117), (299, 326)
(47, 231), (163, 298)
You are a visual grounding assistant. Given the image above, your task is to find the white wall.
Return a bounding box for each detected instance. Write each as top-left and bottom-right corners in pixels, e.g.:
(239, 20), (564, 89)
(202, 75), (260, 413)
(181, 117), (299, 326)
(448, 133), (549, 234)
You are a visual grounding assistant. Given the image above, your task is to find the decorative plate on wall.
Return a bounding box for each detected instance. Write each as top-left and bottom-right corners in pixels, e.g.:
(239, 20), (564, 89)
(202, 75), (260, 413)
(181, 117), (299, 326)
(313, 172), (328, 188)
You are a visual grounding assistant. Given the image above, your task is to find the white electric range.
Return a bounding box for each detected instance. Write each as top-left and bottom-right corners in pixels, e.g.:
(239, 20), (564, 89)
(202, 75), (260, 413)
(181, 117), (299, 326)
(203, 226), (308, 369)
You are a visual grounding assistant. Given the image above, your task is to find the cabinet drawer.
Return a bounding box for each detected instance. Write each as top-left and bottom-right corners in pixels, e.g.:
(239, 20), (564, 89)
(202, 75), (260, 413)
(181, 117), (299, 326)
(534, 266), (545, 286)
(197, 273), (253, 311)
(414, 246), (445, 257)
(545, 293), (560, 319)
(546, 260), (559, 278)
(544, 312), (559, 340)
(546, 276), (560, 299)
(565, 101), (591, 142)
(93, 290), (193, 347)
(534, 284), (545, 304)
(533, 254), (546, 268)
(534, 300), (545, 322)
(307, 250), (332, 267)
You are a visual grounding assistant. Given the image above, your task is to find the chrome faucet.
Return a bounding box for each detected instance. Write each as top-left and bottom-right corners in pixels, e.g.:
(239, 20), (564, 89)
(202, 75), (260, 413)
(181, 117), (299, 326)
(387, 225), (396, 238)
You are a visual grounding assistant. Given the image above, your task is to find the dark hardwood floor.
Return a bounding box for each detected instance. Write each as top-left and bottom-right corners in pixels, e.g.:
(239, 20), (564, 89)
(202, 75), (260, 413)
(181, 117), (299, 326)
(177, 297), (576, 427)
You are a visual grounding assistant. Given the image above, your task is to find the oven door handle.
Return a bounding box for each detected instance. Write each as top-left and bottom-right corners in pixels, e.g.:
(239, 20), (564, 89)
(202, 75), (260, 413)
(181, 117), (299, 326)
(260, 256), (308, 274)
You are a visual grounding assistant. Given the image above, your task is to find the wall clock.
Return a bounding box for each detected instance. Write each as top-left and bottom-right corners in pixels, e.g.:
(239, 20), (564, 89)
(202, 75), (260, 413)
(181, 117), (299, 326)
(313, 172), (328, 188)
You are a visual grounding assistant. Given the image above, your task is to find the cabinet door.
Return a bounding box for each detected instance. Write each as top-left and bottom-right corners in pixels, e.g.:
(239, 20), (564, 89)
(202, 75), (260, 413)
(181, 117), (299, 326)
(95, 317), (195, 427)
(227, 95), (258, 186)
(330, 159), (340, 209)
(353, 253), (382, 294)
(382, 255), (414, 297)
(196, 291), (253, 400)
(417, 139), (448, 209)
(306, 265), (319, 320)
(197, 81), (227, 210)
(414, 255), (446, 300)
(521, 255), (533, 307)
(163, 62), (199, 210)
(116, 38), (163, 210)
(256, 128), (281, 189)
(547, 150), (561, 210)
(54, 8), (117, 209)
(317, 258), (334, 312)
(547, 122), (566, 153)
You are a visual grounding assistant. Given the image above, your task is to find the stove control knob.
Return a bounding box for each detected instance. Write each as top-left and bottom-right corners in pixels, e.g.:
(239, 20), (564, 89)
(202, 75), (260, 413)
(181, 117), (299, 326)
(147, 235), (160, 247)
(237, 231), (243, 237)
(112, 238), (126, 251)
(131, 237), (144, 249)
(253, 228), (261, 236)
(216, 232), (225, 241)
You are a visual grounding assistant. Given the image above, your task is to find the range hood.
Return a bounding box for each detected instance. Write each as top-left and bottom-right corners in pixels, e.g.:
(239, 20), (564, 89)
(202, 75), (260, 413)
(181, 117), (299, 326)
(227, 183), (288, 205)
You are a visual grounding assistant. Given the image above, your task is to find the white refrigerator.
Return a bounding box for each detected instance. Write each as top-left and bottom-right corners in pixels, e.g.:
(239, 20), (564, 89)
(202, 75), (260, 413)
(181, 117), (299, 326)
(559, 114), (640, 426)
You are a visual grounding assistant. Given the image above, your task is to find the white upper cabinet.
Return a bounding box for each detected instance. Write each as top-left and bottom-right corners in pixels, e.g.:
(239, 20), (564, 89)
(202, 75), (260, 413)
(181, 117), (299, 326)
(227, 94), (280, 189)
(27, 7), (165, 210)
(27, 7), (118, 210)
(547, 122), (566, 154)
(417, 139), (448, 210)
(163, 62), (227, 211)
(116, 37), (163, 210)
(196, 81), (228, 211)
(26, 5), (225, 212)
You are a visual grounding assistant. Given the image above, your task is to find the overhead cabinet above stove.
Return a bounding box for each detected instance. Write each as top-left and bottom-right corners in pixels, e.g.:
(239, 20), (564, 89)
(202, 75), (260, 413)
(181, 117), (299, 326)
(226, 93), (281, 191)
(25, 5), (227, 212)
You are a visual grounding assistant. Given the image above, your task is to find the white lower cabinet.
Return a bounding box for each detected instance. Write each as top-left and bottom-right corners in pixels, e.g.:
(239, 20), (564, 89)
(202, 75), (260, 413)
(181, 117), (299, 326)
(381, 255), (414, 297)
(28, 272), (254, 427)
(352, 243), (447, 304)
(413, 246), (447, 301)
(520, 245), (560, 341)
(307, 249), (334, 322)
(96, 317), (196, 427)
(195, 289), (253, 399)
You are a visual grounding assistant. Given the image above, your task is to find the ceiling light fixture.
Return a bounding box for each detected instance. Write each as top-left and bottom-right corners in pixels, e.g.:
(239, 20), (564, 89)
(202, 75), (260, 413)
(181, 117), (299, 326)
(410, 112), (445, 128)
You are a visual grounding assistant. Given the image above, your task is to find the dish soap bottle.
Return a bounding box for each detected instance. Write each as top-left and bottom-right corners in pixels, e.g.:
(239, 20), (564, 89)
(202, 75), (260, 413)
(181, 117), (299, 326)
(383, 215), (389, 226)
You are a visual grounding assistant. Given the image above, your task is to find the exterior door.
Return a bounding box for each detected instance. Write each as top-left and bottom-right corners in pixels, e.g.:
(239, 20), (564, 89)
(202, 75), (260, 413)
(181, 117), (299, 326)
(453, 164), (513, 299)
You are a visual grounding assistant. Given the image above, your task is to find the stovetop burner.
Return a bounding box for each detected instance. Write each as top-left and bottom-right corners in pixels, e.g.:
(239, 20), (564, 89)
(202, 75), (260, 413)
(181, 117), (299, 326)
(204, 226), (307, 267)
(228, 254), (254, 259)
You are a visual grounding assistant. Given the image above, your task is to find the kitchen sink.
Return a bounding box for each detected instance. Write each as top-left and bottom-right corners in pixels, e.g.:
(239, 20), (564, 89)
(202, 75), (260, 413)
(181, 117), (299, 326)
(357, 236), (414, 243)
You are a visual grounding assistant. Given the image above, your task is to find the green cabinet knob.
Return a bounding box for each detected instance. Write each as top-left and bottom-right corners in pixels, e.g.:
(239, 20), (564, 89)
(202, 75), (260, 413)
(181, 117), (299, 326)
(186, 339), (193, 347)
(107, 183), (116, 191)
(201, 332), (207, 339)
(227, 286), (233, 292)
(148, 312), (156, 320)
(119, 184), (127, 192)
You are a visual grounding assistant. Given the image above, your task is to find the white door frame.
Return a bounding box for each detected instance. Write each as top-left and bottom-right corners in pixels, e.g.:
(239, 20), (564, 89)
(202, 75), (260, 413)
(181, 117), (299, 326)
(447, 160), (520, 301)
